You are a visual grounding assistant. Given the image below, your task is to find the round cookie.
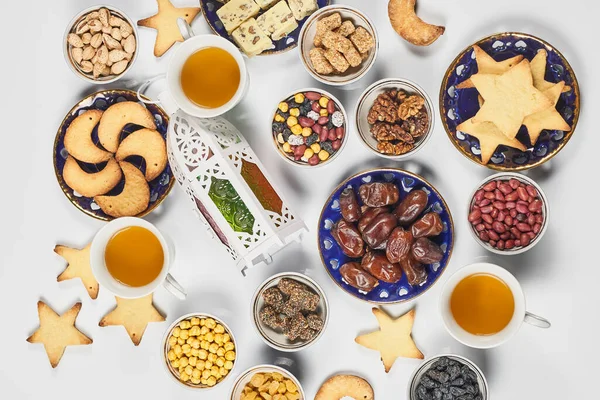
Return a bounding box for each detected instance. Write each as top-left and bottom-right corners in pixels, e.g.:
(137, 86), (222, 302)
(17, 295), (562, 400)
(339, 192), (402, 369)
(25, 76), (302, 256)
(94, 161), (150, 217)
(97, 101), (156, 153)
(315, 375), (374, 400)
(63, 156), (122, 197)
(64, 110), (112, 164)
(115, 128), (167, 181)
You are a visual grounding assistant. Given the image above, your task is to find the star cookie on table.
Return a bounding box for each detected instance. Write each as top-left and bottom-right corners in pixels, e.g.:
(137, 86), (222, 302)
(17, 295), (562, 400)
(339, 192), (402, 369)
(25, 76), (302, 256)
(456, 45), (524, 89)
(137, 0), (201, 57)
(471, 60), (552, 138)
(99, 294), (165, 346)
(523, 81), (571, 145)
(530, 49), (571, 93)
(26, 301), (92, 368)
(54, 243), (99, 299)
(457, 118), (527, 164)
(355, 308), (424, 373)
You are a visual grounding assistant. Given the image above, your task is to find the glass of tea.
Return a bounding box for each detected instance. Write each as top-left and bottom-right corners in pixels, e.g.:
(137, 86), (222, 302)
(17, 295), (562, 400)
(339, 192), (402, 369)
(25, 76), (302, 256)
(439, 262), (550, 348)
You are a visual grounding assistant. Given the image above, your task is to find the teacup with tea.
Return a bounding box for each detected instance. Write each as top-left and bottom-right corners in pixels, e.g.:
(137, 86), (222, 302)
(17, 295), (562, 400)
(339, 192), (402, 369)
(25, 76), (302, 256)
(440, 262), (550, 348)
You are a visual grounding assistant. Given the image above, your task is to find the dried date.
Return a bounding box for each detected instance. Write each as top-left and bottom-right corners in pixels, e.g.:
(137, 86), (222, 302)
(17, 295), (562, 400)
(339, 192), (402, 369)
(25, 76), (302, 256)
(399, 256), (427, 286)
(359, 182), (400, 207)
(339, 262), (379, 292)
(361, 213), (397, 249)
(339, 187), (361, 222)
(361, 251), (402, 283)
(411, 237), (443, 264)
(358, 207), (389, 233)
(393, 189), (428, 225)
(331, 219), (365, 258)
(386, 227), (414, 263)
(411, 212), (443, 238)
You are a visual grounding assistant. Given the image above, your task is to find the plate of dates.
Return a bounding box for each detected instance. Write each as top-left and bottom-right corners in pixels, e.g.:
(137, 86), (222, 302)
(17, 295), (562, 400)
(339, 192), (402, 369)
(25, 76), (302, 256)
(318, 168), (454, 304)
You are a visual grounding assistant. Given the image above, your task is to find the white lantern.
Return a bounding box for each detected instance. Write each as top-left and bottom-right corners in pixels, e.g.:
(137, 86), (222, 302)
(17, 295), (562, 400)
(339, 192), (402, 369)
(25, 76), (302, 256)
(167, 110), (307, 274)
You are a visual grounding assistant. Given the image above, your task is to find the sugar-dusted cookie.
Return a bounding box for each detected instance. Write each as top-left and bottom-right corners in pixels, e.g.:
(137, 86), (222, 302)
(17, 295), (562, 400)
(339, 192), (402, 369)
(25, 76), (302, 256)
(64, 110), (112, 164)
(115, 128), (167, 181)
(97, 102), (156, 153)
(94, 161), (150, 217)
(62, 156), (122, 197)
(315, 375), (374, 400)
(54, 243), (99, 299)
(26, 301), (92, 368)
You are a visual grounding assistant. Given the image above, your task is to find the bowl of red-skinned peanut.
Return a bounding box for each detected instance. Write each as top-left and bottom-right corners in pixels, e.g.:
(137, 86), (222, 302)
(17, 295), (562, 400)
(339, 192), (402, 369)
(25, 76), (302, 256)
(467, 172), (549, 255)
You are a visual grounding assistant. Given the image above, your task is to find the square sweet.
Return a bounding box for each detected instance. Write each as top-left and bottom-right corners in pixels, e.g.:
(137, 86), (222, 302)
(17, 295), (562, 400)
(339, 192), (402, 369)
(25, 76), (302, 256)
(343, 45), (362, 67)
(335, 20), (356, 37)
(216, 0), (260, 33)
(232, 18), (275, 56)
(350, 26), (375, 54)
(257, 1), (298, 41)
(321, 30), (353, 53)
(288, 0), (318, 21)
(323, 48), (349, 73)
(309, 48), (334, 74)
(314, 13), (342, 46)
(254, 0), (279, 9)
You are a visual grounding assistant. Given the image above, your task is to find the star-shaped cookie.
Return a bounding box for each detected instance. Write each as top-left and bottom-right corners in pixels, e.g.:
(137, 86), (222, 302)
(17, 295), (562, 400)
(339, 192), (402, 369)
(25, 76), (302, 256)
(54, 244), (99, 299)
(456, 45), (524, 89)
(138, 0), (201, 57)
(457, 118), (527, 164)
(523, 81), (571, 145)
(99, 294), (165, 346)
(26, 301), (92, 368)
(530, 49), (570, 93)
(355, 308), (423, 373)
(471, 60), (552, 138)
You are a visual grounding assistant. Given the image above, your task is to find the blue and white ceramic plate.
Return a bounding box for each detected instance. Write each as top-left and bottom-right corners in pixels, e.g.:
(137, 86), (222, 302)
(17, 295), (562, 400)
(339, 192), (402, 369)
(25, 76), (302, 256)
(317, 169), (454, 304)
(53, 90), (174, 221)
(200, 0), (330, 55)
(440, 32), (580, 171)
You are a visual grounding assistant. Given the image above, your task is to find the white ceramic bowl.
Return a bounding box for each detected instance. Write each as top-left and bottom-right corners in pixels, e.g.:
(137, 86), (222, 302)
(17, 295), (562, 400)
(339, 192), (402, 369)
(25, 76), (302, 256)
(161, 313), (237, 390)
(251, 272), (329, 352)
(271, 88), (348, 168)
(299, 5), (379, 86)
(355, 78), (435, 160)
(467, 172), (549, 255)
(229, 365), (305, 400)
(63, 5), (138, 84)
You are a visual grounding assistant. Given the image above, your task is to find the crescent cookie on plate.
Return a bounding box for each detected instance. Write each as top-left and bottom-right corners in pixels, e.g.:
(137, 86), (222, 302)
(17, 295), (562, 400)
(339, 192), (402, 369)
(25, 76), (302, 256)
(64, 110), (112, 164)
(115, 128), (167, 181)
(97, 102), (156, 153)
(63, 156), (122, 197)
(94, 161), (150, 217)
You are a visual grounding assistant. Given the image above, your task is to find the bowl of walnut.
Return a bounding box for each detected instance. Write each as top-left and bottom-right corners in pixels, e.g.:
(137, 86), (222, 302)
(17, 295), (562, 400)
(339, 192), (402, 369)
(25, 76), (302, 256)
(64, 6), (138, 83)
(355, 78), (434, 160)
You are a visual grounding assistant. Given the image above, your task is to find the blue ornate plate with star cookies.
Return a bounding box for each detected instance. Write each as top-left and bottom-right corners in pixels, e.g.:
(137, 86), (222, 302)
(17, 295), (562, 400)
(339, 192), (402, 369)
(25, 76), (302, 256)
(53, 89), (174, 221)
(318, 168), (454, 304)
(200, 0), (330, 56)
(440, 32), (580, 171)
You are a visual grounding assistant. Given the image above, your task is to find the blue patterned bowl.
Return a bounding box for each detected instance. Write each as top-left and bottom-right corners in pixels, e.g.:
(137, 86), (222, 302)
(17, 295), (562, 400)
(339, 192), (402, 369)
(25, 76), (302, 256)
(440, 32), (580, 171)
(200, 0), (330, 56)
(53, 90), (174, 221)
(317, 168), (454, 304)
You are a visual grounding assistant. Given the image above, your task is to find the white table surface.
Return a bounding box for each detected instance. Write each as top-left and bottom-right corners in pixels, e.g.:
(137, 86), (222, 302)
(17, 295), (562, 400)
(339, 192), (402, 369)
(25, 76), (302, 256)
(1, 0), (597, 398)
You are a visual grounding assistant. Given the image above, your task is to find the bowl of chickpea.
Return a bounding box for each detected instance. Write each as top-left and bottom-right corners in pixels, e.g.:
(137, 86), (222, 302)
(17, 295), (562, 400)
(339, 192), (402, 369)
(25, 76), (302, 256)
(162, 313), (237, 389)
(230, 364), (305, 400)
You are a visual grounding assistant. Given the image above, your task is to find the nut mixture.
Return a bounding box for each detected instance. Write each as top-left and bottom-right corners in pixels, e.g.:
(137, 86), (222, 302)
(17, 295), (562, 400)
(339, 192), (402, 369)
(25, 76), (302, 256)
(273, 91), (345, 166)
(241, 371), (300, 400)
(67, 8), (136, 80)
(166, 316), (235, 387)
(468, 178), (545, 251)
(259, 278), (324, 342)
(367, 89), (429, 156)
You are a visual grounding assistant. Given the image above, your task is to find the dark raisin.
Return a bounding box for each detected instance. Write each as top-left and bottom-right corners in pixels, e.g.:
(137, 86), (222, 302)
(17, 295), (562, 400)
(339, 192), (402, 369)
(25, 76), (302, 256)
(442, 395), (453, 400)
(300, 103), (312, 115)
(456, 395), (474, 400)
(277, 109), (289, 119)
(289, 100), (301, 109)
(417, 384), (429, 400)
(433, 388), (443, 400)
(439, 386), (450, 394)
(282, 128), (292, 142)
(272, 122), (285, 134)
(465, 385), (477, 395)
(450, 387), (467, 397)
(321, 141), (334, 154)
(420, 376), (437, 389)
(327, 121), (334, 130)
(451, 378), (465, 386)
(466, 371), (478, 383)
(448, 365), (461, 381)
(460, 366), (471, 377)
(434, 357), (449, 370)
(305, 133), (319, 146)
(427, 370), (450, 384)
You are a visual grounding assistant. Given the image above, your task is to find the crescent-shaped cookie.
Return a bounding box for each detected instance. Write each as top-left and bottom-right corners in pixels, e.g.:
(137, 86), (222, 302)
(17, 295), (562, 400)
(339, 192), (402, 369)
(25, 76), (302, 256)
(388, 0), (445, 46)
(97, 102), (156, 153)
(94, 161), (150, 217)
(64, 110), (112, 164)
(63, 156), (122, 197)
(315, 375), (374, 400)
(115, 128), (167, 181)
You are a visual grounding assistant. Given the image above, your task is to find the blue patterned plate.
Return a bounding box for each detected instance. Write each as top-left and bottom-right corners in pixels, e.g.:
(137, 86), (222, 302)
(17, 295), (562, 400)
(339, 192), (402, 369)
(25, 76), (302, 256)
(53, 90), (174, 221)
(318, 169), (454, 304)
(440, 32), (580, 171)
(200, 0), (330, 55)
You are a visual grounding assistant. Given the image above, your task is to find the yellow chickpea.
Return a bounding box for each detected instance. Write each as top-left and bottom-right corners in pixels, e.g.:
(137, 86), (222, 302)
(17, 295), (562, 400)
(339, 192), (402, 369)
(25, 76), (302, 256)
(205, 318), (217, 329)
(202, 369), (211, 379)
(210, 366), (220, 376)
(214, 324), (225, 334)
(190, 377), (201, 385)
(319, 109), (328, 117)
(222, 334), (231, 343)
(196, 360), (206, 371)
(174, 345), (183, 356)
(200, 326), (209, 335)
(310, 143), (321, 153)
(214, 333), (223, 344)
(192, 368), (202, 379)
(278, 102), (289, 113)
(282, 142), (292, 153)
(274, 114), (285, 123)
(200, 318), (206, 326)
(179, 320), (191, 330)
(319, 97), (329, 108)
(171, 359), (180, 368)
(219, 367), (228, 377)
(204, 361), (213, 369)
(225, 351), (236, 361)
(182, 344), (191, 354)
(167, 350), (177, 361)
(206, 376), (217, 387)
(289, 108), (300, 117)
(177, 338), (185, 345)
(172, 327), (181, 337)
(188, 356), (197, 367)
(168, 336), (177, 347)
(302, 127), (312, 137)
(180, 372), (190, 382)
(318, 150), (330, 161)
(224, 360), (234, 370)
(198, 349), (208, 360)
(186, 337), (194, 345)
(216, 357), (225, 367)
(303, 148), (314, 159)
(217, 347), (225, 357)
(201, 341), (210, 350)
(192, 339), (201, 349)
(224, 342), (235, 351)
(294, 93), (305, 103)
(179, 330), (189, 340)
(209, 343), (220, 354)
(286, 116), (298, 128)
(201, 378), (208, 385)
(189, 326), (201, 336)
(185, 366), (193, 376)
(205, 332), (214, 343)
(179, 357), (189, 367)
(191, 348), (199, 357)
(207, 353), (217, 363)
(191, 317), (201, 326)
(291, 124), (303, 135)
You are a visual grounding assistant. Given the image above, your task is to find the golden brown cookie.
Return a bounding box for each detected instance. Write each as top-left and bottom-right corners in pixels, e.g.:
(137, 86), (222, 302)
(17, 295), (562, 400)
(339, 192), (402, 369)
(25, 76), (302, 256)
(62, 156), (122, 197)
(456, 119), (526, 164)
(456, 45), (524, 89)
(315, 375), (374, 400)
(26, 301), (92, 368)
(137, 0), (201, 57)
(97, 102), (156, 153)
(99, 294), (165, 345)
(388, 0), (445, 46)
(64, 110), (112, 163)
(355, 308), (424, 373)
(523, 81), (570, 145)
(54, 243), (99, 299)
(115, 128), (167, 181)
(94, 161), (150, 217)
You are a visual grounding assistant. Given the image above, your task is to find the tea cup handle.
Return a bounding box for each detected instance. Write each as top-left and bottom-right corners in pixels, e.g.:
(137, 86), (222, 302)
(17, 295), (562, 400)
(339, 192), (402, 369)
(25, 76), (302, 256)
(177, 18), (195, 40)
(136, 75), (180, 115)
(163, 273), (187, 300)
(524, 311), (551, 329)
